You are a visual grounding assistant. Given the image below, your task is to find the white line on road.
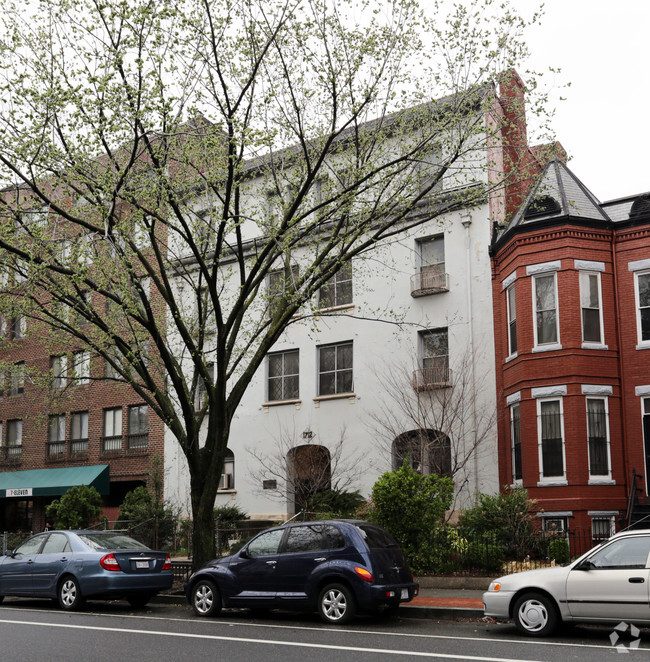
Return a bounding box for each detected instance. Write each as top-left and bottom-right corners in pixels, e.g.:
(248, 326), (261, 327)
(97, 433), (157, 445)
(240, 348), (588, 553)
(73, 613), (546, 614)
(0, 617), (541, 662)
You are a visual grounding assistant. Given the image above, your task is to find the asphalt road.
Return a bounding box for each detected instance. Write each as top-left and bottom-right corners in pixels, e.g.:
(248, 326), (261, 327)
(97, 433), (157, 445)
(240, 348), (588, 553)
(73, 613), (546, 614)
(1, 599), (649, 661)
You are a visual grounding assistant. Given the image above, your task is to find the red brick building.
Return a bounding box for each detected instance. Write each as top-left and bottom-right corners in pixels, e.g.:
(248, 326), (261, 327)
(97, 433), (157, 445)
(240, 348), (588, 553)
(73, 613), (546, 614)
(491, 160), (650, 541)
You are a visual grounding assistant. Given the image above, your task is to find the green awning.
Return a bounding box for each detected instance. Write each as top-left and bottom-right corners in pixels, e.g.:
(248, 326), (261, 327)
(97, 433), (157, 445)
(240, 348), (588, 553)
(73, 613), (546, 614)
(0, 464), (109, 498)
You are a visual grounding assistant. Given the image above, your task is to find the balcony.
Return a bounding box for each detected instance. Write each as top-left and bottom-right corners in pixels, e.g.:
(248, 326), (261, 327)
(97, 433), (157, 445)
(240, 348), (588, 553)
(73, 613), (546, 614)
(46, 441), (66, 462)
(1, 445), (22, 465)
(410, 267), (449, 297)
(412, 365), (452, 391)
(101, 435), (123, 454)
(70, 438), (88, 456)
(127, 433), (149, 453)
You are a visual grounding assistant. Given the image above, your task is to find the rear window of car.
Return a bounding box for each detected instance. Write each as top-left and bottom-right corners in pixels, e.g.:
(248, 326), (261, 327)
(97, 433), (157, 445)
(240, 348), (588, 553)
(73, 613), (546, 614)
(77, 533), (150, 551)
(356, 525), (399, 549)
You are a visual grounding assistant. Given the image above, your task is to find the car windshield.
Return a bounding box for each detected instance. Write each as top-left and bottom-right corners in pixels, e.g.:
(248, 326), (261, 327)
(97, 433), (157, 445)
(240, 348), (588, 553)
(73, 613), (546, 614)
(356, 524), (399, 549)
(77, 533), (150, 551)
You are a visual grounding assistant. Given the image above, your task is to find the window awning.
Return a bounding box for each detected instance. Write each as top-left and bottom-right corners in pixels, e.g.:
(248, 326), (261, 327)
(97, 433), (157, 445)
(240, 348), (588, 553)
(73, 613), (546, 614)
(0, 464), (109, 498)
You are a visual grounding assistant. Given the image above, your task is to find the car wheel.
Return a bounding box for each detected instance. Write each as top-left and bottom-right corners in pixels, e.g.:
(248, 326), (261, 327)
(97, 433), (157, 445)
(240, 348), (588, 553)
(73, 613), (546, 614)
(127, 594), (152, 608)
(318, 583), (355, 625)
(58, 576), (85, 611)
(191, 579), (222, 617)
(513, 592), (558, 637)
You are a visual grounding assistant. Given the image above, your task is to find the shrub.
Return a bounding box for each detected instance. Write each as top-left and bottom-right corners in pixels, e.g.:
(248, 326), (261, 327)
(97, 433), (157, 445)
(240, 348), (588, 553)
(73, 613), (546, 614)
(45, 485), (103, 529)
(458, 486), (537, 560)
(461, 537), (506, 574)
(307, 489), (366, 518)
(371, 463), (454, 574)
(214, 503), (249, 554)
(117, 485), (177, 549)
(547, 537), (570, 564)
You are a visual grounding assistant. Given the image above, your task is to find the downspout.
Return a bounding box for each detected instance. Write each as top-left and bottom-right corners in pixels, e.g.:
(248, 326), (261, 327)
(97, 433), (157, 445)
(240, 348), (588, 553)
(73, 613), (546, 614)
(462, 214), (480, 504)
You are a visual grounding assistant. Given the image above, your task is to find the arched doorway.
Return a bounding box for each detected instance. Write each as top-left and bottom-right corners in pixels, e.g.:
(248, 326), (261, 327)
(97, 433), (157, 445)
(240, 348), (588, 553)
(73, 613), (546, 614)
(287, 444), (332, 514)
(392, 429), (451, 477)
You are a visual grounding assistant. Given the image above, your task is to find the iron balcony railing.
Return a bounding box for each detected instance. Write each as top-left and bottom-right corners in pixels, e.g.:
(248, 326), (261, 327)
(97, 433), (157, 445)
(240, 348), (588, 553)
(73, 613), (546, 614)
(410, 268), (449, 297)
(412, 365), (452, 390)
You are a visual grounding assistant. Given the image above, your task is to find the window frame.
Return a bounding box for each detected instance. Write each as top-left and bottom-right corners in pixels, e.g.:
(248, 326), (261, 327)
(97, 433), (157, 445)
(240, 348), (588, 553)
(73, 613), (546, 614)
(580, 270), (604, 345)
(536, 397), (566, 482)
(47, 414), (66, 457)
(510, 402), (522, 483)
(102, 407), (123, 452)
(267, 349), (299, 402)
(72, 350), (90, 385)
(318, 262), (353, 310)
(317, 341), (354, 397)
(532, 272), (560, 348)
(506, 283), (517, 357)
(70, 411), (89, 454)
(127, 404), (148, 449)
(50, 355), (67, 389)
(9, 362), (25, 396)
(419, 327), (449, 385)
(635, 270), (650, 346)
(586, 396), (611, 480)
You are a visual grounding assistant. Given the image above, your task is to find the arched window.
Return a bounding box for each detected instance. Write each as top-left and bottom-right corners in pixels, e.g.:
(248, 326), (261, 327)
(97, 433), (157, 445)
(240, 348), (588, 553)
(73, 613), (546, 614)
(287, 444), (331, 513)
(219, 449), (234, 490)
(392, 429), (451, 477)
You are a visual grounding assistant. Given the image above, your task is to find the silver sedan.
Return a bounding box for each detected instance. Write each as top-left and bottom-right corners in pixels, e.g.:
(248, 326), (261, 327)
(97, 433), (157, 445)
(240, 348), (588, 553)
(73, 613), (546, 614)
(483, 528), (650, 636)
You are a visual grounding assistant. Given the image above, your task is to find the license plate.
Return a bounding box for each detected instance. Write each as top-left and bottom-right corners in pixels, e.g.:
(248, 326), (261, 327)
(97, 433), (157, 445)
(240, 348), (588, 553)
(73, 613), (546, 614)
(400, 589), (408, 599)
(136, 561), (149, 569)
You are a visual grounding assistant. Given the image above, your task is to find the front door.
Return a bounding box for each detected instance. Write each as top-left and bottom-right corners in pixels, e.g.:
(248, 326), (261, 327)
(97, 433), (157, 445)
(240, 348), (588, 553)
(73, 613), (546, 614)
(566, 534), (650, 622)
(31, 533), (72, 594)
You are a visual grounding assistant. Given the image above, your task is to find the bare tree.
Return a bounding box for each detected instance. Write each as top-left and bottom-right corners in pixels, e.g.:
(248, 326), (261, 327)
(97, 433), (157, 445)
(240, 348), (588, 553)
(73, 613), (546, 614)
(247, 426), (363, 515)
(368, 351), (496, 511)
(0, 0), (549, 566)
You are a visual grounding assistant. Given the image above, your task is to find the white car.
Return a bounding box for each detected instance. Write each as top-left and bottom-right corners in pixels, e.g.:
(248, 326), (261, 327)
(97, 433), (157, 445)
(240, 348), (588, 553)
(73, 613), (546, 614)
(483, 529), (650, 636)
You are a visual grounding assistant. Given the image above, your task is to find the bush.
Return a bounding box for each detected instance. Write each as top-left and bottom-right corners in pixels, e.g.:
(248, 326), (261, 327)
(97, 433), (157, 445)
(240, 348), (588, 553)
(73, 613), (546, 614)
(458, 487), (537, 560)
(547, 537), (570, 564)
(214, 503), (249, 554)
(117, 485), (177, 549)
(461, 537), (506, 574)
(307, 489), (366, 518)
(370, 463), (454, 574)
(45, 485), (103, 529)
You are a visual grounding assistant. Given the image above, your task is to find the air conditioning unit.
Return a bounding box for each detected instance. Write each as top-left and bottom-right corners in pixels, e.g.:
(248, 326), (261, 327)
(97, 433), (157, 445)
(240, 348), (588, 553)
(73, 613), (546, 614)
(219, 473), (232, 490)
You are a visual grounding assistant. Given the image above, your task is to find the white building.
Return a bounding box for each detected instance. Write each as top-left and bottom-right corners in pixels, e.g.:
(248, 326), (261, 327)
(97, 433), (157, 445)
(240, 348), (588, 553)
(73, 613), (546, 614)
(163, 70), (552, 520)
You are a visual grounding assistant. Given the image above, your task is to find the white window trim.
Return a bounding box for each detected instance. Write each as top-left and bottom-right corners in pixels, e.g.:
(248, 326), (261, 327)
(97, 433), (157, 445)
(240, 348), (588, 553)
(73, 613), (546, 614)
(575, 260), (605, 272)
(536, 396), (566, 484)
(532, 272), (560, 349)
(510, 402), (522, 485)
(586, 396), (612, 482)
(526, 260), (561, 276)
(634, 270), (650, 347)
(506, 282), (517, 358)
(502, 270), (517, 290)
(579, 270), (605, 347)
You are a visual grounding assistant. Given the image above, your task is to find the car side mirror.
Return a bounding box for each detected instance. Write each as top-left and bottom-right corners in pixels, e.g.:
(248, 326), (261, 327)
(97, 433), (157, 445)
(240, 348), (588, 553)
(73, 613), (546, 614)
(239, 547), (249, 559)
(576, 559), (595, 570)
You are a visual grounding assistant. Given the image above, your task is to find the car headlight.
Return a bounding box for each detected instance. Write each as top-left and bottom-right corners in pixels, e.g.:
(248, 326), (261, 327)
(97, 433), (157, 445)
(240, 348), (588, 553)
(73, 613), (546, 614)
(488, 581), (501, 592)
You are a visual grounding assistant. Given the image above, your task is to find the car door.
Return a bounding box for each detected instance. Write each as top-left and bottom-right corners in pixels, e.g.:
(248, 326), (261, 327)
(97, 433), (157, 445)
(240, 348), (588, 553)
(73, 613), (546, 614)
(0, 534), (47, 595)
(566, 534), (650, 622)
(227, 528), (285, 604)
(272, 524), (334, 600)
(31, 533), (72, 594)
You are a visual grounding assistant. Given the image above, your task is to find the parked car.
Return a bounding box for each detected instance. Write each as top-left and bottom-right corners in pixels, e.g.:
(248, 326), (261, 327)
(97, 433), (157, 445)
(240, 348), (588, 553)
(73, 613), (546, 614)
(184, 519), (419, 624)
(0, 530), (173, 610)
(483, 528), (650, 636)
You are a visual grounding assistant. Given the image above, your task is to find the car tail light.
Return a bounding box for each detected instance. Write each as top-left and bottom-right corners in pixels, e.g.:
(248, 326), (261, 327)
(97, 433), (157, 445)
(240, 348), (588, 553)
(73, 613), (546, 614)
(100, 553), (122, 572)
(162, 554), (171, 570)
(354, 566), (374, 583)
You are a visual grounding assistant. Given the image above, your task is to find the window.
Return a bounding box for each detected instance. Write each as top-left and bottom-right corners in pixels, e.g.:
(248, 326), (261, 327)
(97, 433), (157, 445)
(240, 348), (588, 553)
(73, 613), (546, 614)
(418, 328), (449, 387)
(587, 398), (610, 477)
(246, 529), (283, 558)
(70, 411), (88, 454)
(533, 273), (559, 346)
(219, 449), (235, 490)
(392, 429), (451, 477)
(318, 262), (352, 309)
(51, 355), (67, 389)
(10, 315), (25, 339)
(72, 351), (90, 385)
(75, 292), (91, 326)
(284, 525), (328, 553)
(511, 403), (522, 482)
(6, 419), (22, 460)
(506, 284), (517, 355)
(412, 236), (447, 295)
(591, 516), (615, 544)
(542, 516), (568, 537)
(103, 407), (122, 452)
(587, 535), (650, 569)
(636, 271), (650, 344)
(48, 415), (66, 458)
(267, 350), (299, 401)
(105, 347), (122, 380)
(268, 265), (299, 316)
(42, 533), (70, 554)
(317, 341), (353, 396)
(127, 405), (148, 449)
(195, 363), (214, 411)
(537, 398), (565, 480)
(580, 271), (603, 344)
(9, 362), (24, 395)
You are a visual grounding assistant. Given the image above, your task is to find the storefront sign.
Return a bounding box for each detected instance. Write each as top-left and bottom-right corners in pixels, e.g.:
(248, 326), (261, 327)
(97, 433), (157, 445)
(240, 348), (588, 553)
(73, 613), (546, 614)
(6, 488), (32, 497)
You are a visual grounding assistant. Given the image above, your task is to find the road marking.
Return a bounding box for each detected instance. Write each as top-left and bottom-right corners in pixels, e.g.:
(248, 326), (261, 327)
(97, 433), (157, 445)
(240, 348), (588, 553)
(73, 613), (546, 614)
(0, 617), (542, 662)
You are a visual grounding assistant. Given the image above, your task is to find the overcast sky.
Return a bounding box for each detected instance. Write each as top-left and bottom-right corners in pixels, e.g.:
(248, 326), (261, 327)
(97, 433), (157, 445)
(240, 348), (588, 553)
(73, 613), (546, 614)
(511, 0), (649, 202)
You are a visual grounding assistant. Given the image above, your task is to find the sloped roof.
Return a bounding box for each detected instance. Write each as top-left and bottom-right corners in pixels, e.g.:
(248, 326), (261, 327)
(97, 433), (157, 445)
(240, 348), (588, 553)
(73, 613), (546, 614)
(501, 160), (610, 238)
